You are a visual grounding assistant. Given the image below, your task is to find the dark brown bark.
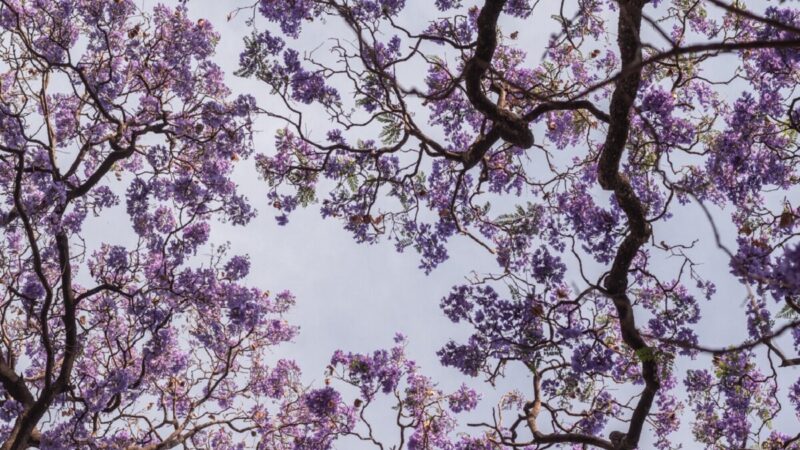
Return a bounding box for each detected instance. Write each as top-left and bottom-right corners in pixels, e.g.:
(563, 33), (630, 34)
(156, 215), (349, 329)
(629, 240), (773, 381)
(596, 1), (658, 448)
(464, 0), (534, 150)
(462, 0), (656, 448)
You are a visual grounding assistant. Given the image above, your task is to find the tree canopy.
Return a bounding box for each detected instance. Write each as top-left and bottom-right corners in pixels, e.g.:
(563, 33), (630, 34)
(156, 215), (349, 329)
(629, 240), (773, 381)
(1, 0), (800, 449)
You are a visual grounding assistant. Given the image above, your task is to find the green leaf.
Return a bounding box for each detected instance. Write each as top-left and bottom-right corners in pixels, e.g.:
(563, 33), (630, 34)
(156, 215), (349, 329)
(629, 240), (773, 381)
(777, 303), (800, 320)
(635, 347), (657, 362)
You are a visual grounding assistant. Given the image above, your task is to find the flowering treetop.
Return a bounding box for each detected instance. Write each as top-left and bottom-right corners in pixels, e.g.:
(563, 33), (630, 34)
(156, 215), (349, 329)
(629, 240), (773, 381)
(2, 0), (800, 448)
(241, 0), (800, 448)
(0, 1), (299, 448)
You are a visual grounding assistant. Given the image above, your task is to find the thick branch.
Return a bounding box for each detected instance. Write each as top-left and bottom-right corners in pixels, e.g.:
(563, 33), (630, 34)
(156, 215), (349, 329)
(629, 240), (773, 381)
(0, 362), (34, 407)
(596, 1), (658, 449)
(463, 0), (533, 149)
(2, 233), (79, 450)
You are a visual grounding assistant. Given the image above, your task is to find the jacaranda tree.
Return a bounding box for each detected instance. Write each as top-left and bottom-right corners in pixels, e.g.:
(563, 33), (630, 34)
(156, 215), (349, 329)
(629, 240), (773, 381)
(237, 0), (800, 449)
(2, 0), (800, 449)
(0, 1), (305, 448)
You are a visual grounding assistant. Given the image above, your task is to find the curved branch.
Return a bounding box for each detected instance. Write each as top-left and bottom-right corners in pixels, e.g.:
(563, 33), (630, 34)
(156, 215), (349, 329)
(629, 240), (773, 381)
(596, 1), (658, 448)
(463, 0), (533, 149)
